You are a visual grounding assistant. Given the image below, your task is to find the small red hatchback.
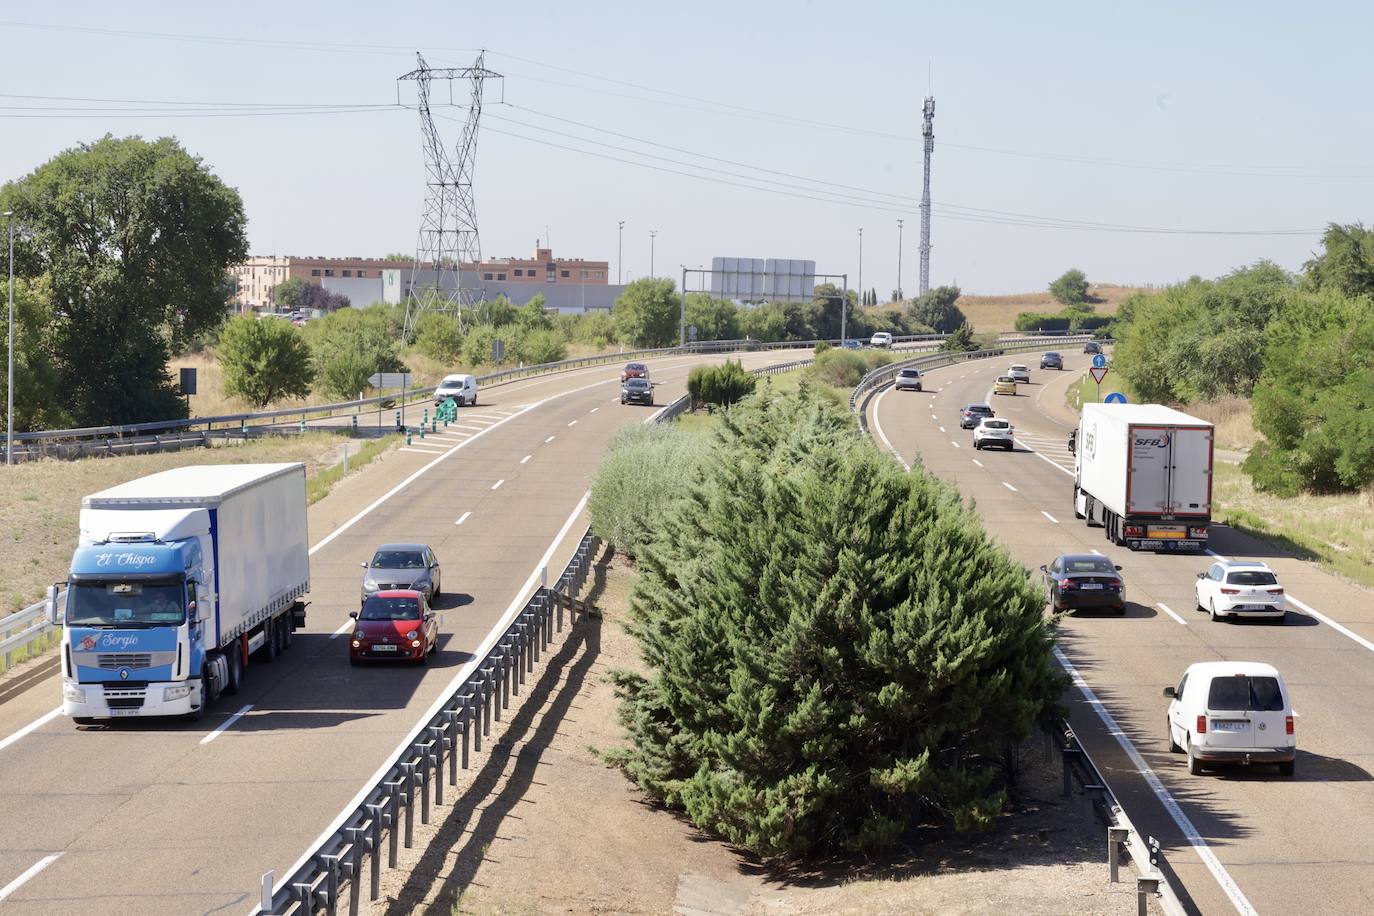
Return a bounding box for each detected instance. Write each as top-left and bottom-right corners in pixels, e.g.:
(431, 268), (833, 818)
(349, 590), (438, 665)
(621, 362), (649, 382)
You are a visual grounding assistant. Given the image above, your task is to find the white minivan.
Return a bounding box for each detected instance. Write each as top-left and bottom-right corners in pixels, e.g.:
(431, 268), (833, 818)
(1164, 661), (1295, 776)
(433, 374), (478, 407)
(870, 332), (893, 349)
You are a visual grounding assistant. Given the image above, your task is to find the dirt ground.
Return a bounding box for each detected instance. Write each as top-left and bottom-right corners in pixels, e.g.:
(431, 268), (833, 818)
(365, 548), (1146, 916)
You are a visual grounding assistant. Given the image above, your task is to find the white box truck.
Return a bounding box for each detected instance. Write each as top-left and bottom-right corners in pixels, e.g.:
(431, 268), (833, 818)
(1072, 404), (1214, 551)
(52, 464), (310, 723)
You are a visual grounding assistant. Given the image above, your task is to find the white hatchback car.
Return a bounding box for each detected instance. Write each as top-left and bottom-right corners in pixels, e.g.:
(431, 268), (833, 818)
(1008, 364), (1031, 383)
(1195, 560), (1285, 622)
(1164, 661), (1295, 776)
(973, 418), (1015, 450)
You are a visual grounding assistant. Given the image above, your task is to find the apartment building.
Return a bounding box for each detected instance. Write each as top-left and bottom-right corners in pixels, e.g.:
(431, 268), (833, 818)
(478, 247), (609, 286)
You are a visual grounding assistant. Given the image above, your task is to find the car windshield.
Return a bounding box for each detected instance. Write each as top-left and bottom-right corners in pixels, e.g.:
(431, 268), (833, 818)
(371, 550), (426, 570)
(66, 577), (186, 627)
(1226, 571), (1278, 586)
(899, 369), (920, 377)
(1045, 352), (1060, 358)
(626, 364), (645, 371)
(360, 595), (422, 621)
(1207, 675), (1285, 712)
(626, 379), (649, 389)
(1064, 559), (1115, 574)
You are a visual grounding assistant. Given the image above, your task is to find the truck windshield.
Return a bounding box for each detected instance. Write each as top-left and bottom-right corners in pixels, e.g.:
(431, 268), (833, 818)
(67, 578), (186, 627)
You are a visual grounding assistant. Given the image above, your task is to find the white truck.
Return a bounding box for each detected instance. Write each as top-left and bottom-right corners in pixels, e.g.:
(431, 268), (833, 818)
(52, 464), (310, 723)
(1071, 403), (1214, 551)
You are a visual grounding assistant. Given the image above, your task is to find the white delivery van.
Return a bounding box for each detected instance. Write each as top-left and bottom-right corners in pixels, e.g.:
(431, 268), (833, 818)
(434, 374), (478, 407)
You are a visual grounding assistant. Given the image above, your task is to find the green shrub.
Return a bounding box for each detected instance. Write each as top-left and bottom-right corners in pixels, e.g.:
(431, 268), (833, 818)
(462, 324), (501, 366)
(814, 340), (832, 355)
(414, 312), (464, 363)
(587, 423), (713, 558)
(607, 390), (1063, 857)
(512, 327), (568, 365)
(1014, 312), (1072, 333)
(687, 360), (757, 410)
(940, 323), (978, 352)
(218, 315), (314, 408)
(811, 349), (869, 387)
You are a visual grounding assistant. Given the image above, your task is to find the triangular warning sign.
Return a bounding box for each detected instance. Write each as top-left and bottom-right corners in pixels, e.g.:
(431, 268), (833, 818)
(1089, 366), (1109, 384)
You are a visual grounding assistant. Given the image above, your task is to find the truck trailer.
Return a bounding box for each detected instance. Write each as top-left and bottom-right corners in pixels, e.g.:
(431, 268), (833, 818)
(1072, 403), (1214, 551)
(51, 464), (310, 723)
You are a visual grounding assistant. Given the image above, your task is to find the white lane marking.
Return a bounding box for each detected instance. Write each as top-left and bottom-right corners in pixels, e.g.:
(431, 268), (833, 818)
(1054, 647), (1257, 916)
(938, 426), (946, 433)
(544, 435), (556, 443)
(1090, 549), (1103, 556)
(330, 619), (353, 640)
(455, 511), (471, 526)
(450, 424), (488, 432)
(400, 447), (448, 455)
(1158, 603), (1189, 626)
(491, 479), (505, 491)
(567, 419), (578, 427)
(931, 413), (937, 420)
(870, 387), (910, 471)
(1014, 439), (1076, 475)
(1041, 510), (1059, 524)
(611, 396), (621, 404)
(0, 707), (62, 754)
(1002, 481), (1018, 492)
(269, 492), (593, 904)
(951, 441), (961, 449)
(972, 459), (984, 468)
(1207, 548), (1374, 654)
(200, 704), (253, 745)
(589, 407), (600, 414)
(464, 414), (505, 421)
(0, 853), (63, 902)
(520, 455), (532, 465)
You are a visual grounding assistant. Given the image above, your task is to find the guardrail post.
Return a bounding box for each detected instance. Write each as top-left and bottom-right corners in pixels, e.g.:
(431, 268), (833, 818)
(364, 803), (385, 900)
(480, 669), (493, 738)
(293, 882), (314, 913)
(1137, 875), (1160, 916)
(442, 712), (459, 784)
(395, 410), (401, 430)
(417, 742), (433, 824)
(1084, 783), (1107, 818)
(400, 762), (417, 847)
(321, 852), (341, 915)
(1062, 747), (1082, 797)
(345, 826), (365, 916)
(384, 781), (401, 867)
(511, 630), (524, 693)
(351, 415), (358, 436)
(259, 871), (275, 914)
(496, 655), (507, 719)
(554, 578), (564, 631)
(428, 725), (446, 805)
(459, 710), (470, 769)
(1108, 826), (1129, 883)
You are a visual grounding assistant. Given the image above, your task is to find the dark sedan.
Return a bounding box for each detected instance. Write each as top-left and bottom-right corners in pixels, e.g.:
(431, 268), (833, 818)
(621, 377), (654, 405)
(1040, 351), (1064, 369)
(1083, 341), (1102, 355)
(1040, 554), (1125, 614)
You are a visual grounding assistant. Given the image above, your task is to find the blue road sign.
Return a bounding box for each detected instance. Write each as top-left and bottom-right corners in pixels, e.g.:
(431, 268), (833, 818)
(1104, 392), (1128, 404)
(1092, 353), (1108, 369)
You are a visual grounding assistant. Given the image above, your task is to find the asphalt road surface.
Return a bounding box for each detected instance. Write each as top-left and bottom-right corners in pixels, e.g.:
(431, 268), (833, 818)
(868, 349), (1374, 916)
(0, 348), (809, 915)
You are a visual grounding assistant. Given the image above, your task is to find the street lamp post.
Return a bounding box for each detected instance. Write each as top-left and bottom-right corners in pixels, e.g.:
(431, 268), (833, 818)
(5, 210), (13, 466)
(649, 230), (658, 279)
(896, 219), (904, 302)
(857, 227), (864, 312)
(617, 220), (624, 285)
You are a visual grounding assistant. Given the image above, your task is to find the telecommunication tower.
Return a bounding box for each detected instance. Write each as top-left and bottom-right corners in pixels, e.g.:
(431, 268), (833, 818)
(398, 51), (502, 337)
(918, 95), (935, 296)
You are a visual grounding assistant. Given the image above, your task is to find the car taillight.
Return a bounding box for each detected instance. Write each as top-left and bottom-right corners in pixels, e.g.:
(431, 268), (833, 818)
(1285, 715), (1294, 735)
(1107, 579), (1123, 589)
(1220, 588), (1240, 595)
(1059, 578), (1075, 590)
(1268, 587), (1284, 594)
(1189, 527), (1207, 538)
(1196, 715), (1207, 734)
(1124, 525), (1144, 537)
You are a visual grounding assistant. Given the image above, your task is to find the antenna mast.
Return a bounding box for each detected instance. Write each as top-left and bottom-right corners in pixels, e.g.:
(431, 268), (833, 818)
(918, 95), (935, 296)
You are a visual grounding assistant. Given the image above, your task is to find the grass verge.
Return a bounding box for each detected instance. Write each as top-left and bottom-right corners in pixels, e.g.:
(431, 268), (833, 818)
(305, 434), (399, 505)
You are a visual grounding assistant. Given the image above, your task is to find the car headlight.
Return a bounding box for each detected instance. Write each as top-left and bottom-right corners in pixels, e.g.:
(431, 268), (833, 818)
(63, 684), (86, 704)
(164, 685), (192, 701)
(406, 630), (418, 640)
(351, 639), (362, 648)
(363, 579), (378, 590)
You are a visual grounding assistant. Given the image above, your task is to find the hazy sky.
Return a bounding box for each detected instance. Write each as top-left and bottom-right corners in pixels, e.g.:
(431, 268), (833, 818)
(0, 2), (1367, 295)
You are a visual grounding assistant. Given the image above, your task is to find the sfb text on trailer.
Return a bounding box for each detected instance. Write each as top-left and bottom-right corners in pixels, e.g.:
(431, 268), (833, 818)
(1072, 403), (1214, 552)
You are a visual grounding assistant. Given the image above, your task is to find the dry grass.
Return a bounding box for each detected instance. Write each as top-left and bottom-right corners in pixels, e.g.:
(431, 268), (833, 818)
(0, 432), (372, 616)
(1182, 396), (1260, 452)
(956, 285), (1150, 333)
(1213, 463), (1374, 589)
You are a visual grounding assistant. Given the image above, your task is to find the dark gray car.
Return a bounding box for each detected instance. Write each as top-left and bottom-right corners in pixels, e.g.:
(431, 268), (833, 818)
(621, 378), (654, 405)
(361, 543), (441, 605)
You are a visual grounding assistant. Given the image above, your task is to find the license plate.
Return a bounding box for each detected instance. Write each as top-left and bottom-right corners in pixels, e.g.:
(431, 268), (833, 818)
(1240, 604), (1271, 611)
(1079, 583), (1103, 590)
(372, 644), (398, 652)
(109, 708), (140, 717)
(1150, 529), (1185, 539)
(1211, 720), (1248, 732)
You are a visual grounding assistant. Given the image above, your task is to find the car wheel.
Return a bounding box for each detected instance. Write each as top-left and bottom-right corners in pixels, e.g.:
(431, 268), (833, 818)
(1268, 613), (1286, 625)
(1167, 719), (1181, 753)
(1209, 599), (1220, 622)
(1195, 588), (1205, 613)
(1278, 759), (1295, 777)
(432, 578), (440, 601)
(1187, 740), (1203, 775)
(418, 646), (429, 666)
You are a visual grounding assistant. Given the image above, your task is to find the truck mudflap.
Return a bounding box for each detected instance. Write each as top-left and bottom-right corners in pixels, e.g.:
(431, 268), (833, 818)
(1123, 521), (1207, 552)
(1128, 538), (1206, 552)
(291, 600), (308, 629)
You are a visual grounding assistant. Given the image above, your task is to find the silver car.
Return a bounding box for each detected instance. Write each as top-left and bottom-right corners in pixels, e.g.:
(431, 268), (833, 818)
(894, 368), (923, 391)
(361, 543), (442, 605)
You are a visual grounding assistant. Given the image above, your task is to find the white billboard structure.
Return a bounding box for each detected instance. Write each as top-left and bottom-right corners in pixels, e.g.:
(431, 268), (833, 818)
(709, 257), (816, 301)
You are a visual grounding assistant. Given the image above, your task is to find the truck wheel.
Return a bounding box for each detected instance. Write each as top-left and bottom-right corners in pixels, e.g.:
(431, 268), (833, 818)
(282, 616), (294, 650)
(261, 621), (279, 663)
(225, 645), (242, 696)
(1072, 486), (1085, 519)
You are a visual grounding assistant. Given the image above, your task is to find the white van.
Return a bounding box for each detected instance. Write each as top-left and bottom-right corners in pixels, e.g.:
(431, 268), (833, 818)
(1164, 661), (1295, 776)
(870, 332), (893, 349)
(433, 374), (478, 407)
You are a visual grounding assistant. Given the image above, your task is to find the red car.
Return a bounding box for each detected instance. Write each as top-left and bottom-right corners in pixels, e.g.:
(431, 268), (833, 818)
(621, 362), (649, 382)
(349, 590), (438, 665)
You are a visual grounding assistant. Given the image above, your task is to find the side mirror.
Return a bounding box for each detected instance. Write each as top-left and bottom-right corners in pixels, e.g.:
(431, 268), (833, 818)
(1196, 572), (1206, 579)
(1115, 565), (1123, 571)
(1162, 687), (1177, 699)
(360, 562), (369, 569)
(348, 610), (358, 619)
(199, 601), (212, 623)
(45, 584), (61, 626)
(1038, 564), (1047, 572)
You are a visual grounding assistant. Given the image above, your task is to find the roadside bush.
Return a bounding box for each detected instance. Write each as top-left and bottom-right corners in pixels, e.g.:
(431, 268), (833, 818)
(1014, 312), (1072, 333)
(305, 305), (406, 400)
(462, 324), (501, 366)
(572, 310), (617, 347)
(607, 389), (1063, 857)
(511, 327), (568, 365)
(218, 315), (314, 408)
(814, 341), (832, 355)
(940, 323), (978, 352)
(413, 312), (464, 364)
(687, 360), (757, 410)
(810, 349), (869, 388)
(587, 424), (713, 558)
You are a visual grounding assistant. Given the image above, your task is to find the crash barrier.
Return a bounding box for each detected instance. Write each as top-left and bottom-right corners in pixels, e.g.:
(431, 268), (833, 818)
(0, 591), (63, 673)
(251, 357), (813, 914)
(1, 333), (1072, 463)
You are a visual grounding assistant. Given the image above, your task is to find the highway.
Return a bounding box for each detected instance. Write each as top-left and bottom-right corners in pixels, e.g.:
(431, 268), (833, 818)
(868, 349), (1374, 916)
(0, 347), (809, 915)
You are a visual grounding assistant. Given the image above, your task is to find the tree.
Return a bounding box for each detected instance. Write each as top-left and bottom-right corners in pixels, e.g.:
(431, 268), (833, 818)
(1049, 269), (1090, 306)
(382, 252), (412, 261)
(614, 278), (680, 347)
(218, 316), (315, 408)
(304, 305), (406, 399)
(0, 135), (247, 425)
(1304, 222), (1374, 298)
(511, 327), (567, 365)
(607, 390), (1062, 856)
(739, 302), (787, 341)
(686, 360), (756, 410)
(414, 312), (464, 363)
(572, 310), (617, 347)
(908, 285), (965, 333)
(274, 277), (350, 313)
(517, 295), (553, 331)
(812, 284), (859, 340)
(471, 294), (518, 327)
(683, 293), (741, 341)
(0, 276), (69, 431)
(940, 323), (977, 352)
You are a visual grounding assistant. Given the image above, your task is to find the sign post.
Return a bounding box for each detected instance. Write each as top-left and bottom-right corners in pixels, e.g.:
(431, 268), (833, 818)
(370, 372), (410, 433)
(1089, 365), (1109, 402)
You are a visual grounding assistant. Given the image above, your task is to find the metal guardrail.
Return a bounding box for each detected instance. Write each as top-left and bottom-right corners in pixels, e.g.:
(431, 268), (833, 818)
(0, 591), (64, 672)
(252, 355), (813, 915)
